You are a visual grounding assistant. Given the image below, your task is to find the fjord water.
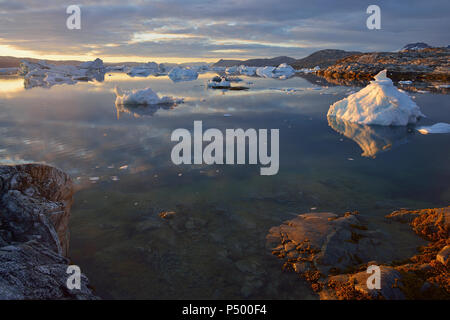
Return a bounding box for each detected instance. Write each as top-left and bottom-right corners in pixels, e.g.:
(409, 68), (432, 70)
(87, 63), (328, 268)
(0, 73), (449, 299)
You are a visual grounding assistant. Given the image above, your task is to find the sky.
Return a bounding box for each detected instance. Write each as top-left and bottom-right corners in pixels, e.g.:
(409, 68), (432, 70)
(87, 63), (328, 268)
(0, 0), (449, 63)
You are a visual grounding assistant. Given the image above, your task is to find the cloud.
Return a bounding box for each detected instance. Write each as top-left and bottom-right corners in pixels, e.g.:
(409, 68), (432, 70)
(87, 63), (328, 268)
(0, 0), (448, 61)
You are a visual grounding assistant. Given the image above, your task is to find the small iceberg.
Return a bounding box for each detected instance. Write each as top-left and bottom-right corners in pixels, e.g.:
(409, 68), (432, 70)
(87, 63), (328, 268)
(255, 64), (295, 79)
(0, 67), (18, 75)
(416, 123), (450, 134)
(114, 87), (184, 106)
(168, 67), (198, 82)
(207, 76), (231, 88)
(256, 66), (276, 78)
(327, 70), (424, 126)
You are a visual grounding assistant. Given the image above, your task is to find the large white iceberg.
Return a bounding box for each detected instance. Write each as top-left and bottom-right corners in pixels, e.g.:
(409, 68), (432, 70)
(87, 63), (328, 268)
(327, 70), (424, 126)
(256, 66), (276, 78)
(416, 123), (450, 134)
(168, 67), (198, 82)
(114, 87), (184, 106)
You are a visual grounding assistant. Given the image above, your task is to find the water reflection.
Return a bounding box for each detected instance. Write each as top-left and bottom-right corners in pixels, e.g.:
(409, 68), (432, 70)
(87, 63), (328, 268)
(327, 116), (411, 158)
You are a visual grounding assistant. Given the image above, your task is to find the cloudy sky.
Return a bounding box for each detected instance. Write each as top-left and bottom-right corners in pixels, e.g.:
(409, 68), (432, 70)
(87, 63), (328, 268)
(0, 0), (449, 63)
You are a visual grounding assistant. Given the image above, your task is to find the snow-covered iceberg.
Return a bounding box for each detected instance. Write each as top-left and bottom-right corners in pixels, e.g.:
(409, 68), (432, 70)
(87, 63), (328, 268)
(114, 87), (184, 106)
(328, 116), (410, 158)
(168, 67), (198, 82)
(237, 65), (257, 76)
(296, 66), (320, 74)
(327, 70), (424, 126)
(272, 63), (295, 79)
(255, 64), (295, 79)
(416, 123), (450, 134)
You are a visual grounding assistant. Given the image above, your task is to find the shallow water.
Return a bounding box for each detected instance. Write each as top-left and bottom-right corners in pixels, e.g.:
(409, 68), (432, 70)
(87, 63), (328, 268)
(0, 72), (449, 299)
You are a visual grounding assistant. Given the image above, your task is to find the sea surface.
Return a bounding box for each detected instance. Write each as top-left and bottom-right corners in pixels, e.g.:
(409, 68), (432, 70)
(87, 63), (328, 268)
(0, 72), (449, 299)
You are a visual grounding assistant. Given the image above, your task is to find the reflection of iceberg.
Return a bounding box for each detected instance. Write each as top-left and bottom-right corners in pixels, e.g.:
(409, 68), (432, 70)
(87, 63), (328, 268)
(327, 70), (424, 126)
(115, 103), (177, 118)
(328, 116), (411, 158)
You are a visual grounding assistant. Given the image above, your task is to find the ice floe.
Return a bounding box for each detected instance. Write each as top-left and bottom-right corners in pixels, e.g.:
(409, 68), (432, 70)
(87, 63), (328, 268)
(114, 87), (184, 106)
(327, 70), (424, 126)
(296, 66), (320, 74)
(416, 123), (450, 134)
(168, 66), (199, 82)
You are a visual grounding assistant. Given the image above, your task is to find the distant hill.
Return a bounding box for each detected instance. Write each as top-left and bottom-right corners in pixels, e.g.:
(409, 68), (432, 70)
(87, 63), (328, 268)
(212, 56), (296, 68)
(291, 49), (361, 69)
(400, 42), (432, 51)
(0, 56), (86, 68)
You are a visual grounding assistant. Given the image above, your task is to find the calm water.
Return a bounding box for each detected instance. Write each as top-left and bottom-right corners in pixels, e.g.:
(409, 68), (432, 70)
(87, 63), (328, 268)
(0, 72), (449, 299)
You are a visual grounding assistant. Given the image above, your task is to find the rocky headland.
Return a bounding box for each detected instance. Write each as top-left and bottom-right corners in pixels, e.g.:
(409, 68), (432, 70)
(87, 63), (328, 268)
(267, 207), (449, 299)
(0, 164), (98, 299)
(317, 47), (450, 83)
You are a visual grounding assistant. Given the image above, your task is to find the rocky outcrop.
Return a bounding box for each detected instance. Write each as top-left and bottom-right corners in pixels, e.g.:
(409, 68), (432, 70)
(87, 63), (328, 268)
(317, 47), (450, 82)
(0, 164), (98, 299)
(267, 207), (450, 299)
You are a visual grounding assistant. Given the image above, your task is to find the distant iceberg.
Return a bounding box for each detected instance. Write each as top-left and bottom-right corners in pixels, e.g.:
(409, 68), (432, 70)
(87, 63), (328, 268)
(127, 62), (161, 77)
(168, 67), (198, 82)
(416, 122), (450, 134)
(255, 64), (295, 79)
(114, 87), (184, 106)
(237, 65), (257, 76)
(18, 58), (105, 88)
(327, 70), (424, 126)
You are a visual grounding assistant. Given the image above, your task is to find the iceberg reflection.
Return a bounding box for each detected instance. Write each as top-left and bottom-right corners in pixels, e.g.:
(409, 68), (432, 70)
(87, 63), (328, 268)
(327, 116), (411, 158)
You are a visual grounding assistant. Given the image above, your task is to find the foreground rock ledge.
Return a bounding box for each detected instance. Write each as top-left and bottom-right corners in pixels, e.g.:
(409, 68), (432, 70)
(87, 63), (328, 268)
(0, 164), (98, 299)
(267, 207), (450, 300)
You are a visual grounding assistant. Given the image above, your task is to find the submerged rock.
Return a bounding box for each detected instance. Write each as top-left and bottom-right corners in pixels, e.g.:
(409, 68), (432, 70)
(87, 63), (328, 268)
(267, 207), (450, 299)
(0, 164), (98, 299)
(328, 70), (424, 126)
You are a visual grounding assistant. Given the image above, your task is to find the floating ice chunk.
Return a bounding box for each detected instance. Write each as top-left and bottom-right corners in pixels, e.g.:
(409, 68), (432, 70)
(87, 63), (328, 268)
(417, 123), (450, 134)
(256, 66), (276, 78)
(79, 58), (104, 70)
(168, 67), (198, 82)
(207, 76), (231, 88)
(327, 70), (424, 126)
(398, 80), (413, 85)
(225, 66), (239, 74)
(273, 63), (295, 78)
(114, 87), (184, 106)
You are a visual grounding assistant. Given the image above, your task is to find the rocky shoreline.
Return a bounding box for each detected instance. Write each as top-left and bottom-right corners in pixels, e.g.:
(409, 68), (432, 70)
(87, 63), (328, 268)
(0, 164), (98, 299)
(267, 207), (449, 299)
(315, 47), (450, 83)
